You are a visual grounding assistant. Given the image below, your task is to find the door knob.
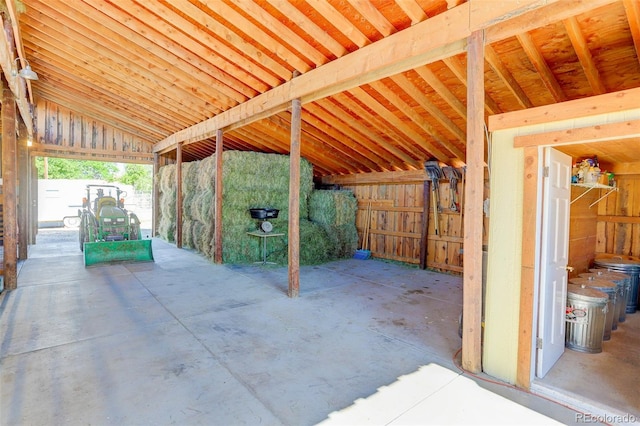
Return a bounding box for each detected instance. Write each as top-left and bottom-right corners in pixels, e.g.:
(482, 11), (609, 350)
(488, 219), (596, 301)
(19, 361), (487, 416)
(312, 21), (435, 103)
(565, 266), (574, 272)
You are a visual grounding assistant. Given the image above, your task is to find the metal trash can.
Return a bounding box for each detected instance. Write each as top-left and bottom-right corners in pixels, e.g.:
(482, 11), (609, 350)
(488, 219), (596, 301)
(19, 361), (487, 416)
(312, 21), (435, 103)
(569, 277), (617, 340)
(589, 268), (631, 323)
(566, 284), (608, 353)
(579, 273), (622, 330)
(594, 255), (640, 314)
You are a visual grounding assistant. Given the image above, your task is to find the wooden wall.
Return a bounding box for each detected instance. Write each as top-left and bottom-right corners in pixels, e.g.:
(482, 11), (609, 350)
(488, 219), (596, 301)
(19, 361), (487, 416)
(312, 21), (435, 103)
(32, 100), (154, 164)
(568, 185), (599, 277)
(328, 171), (489, 274)
(596, 174), (640, 257)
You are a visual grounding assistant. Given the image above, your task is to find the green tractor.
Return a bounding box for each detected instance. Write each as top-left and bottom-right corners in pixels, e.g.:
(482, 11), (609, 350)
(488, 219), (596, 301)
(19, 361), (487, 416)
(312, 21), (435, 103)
(79, 184), (153, 266)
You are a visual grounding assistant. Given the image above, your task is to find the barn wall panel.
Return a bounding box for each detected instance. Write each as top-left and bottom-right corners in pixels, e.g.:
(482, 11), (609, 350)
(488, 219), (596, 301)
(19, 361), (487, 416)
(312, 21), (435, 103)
(32, 100), (154, 164)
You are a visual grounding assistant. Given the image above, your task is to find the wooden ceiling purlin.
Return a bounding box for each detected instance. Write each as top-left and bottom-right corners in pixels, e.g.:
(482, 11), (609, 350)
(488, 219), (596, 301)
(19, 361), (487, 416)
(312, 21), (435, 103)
(10, 0), (638, 177)
(135, 0), (269, 95)
(623, 0), (640, 66)
(59, 0), (244, 109)
(158, 0), (533, 153)
(300, 103), (399, 172)
(318, 95), (419, 169)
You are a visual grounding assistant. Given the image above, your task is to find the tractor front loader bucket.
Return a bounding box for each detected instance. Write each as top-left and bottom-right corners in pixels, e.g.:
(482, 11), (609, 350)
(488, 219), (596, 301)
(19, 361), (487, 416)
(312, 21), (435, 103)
(83, 239), (154, 267)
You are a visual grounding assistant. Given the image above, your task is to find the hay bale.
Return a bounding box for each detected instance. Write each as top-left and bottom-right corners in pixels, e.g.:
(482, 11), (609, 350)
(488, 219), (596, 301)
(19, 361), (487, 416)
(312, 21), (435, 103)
(157, 151), (349, 265)
(309, 190), (358, 258)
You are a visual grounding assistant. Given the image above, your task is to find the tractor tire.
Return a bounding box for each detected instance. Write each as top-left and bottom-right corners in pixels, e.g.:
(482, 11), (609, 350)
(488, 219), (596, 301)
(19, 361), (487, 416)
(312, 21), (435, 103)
(79, 214), (92, 252)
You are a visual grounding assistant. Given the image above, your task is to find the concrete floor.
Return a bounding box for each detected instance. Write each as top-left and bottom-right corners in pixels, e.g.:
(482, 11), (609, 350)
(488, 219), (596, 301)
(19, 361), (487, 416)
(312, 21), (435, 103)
(0, 229), (617, 425)
(533, 303), (640, 422)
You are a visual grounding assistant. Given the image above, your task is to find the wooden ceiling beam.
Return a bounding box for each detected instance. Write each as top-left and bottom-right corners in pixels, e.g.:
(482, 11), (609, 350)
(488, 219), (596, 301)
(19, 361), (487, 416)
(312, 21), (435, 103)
(414, 65), (467, 120)
(27, 49), (202, 129)
(394, 0), (428, 25)
(299, 107), (391, 171)
(88, 0), (248, 104)
(268, 113), (370, 174)
(27, 0), (243, 110)
(150, 0), (287, 83)
(485, 0), (618, 43)
(22, 32), (222, 125)
(156, 0), (594, 154)
(442, 56), (501, 115)
(127, 0), (268, 94)
(516, 32), (567, 102)
(303, 102), (401, 171)
(197, 0), (311, 73)
(307, 1), (371, 48)
(265, 0), (346, 58)
(389, 74), (467, 142)
(489, 86), (640, 131)
(252, 117), (350, 175)
(563, 16), (607, 95)
(349, 86), (451, 162)
(346, 0), (396, 37)
(485, 44), (534, 109)
(623, 0), (640, 66)
(228, 0), (328, 67)
(0, 17), (34, 138)
(370, 79), (465, 160)
(317, 96), (418, 167)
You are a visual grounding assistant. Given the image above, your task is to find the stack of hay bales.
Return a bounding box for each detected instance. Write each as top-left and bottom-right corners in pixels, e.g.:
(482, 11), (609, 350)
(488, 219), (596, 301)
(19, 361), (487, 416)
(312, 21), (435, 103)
(309, 190), (358, 258)
(157, 151), (357, 265)
(180, 156), (216, 257)
(157, 164), (176, 242)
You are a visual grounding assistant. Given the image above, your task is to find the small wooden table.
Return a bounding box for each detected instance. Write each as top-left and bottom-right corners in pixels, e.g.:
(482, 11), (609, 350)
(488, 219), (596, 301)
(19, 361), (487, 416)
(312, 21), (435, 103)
(246, 231), (285, 264)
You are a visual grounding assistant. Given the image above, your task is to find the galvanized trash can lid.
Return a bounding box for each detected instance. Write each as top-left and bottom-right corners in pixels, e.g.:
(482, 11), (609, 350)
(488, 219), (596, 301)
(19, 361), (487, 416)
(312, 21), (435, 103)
(569, 277), (617, 290)
(588, 269), (630, 280)
(567, 283), (608, 303)
(594, 254), (640, 270)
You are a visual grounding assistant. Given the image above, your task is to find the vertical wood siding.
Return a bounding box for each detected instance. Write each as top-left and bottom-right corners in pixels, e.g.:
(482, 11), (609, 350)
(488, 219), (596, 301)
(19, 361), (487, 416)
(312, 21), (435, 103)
(596, 174), (640, 257)
(33, 100), (154, 164)
(342, 178), (489, 274)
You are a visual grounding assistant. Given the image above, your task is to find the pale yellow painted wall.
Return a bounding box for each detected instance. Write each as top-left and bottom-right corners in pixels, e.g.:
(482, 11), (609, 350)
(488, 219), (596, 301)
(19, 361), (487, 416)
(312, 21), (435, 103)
(483, 108), (640, 384)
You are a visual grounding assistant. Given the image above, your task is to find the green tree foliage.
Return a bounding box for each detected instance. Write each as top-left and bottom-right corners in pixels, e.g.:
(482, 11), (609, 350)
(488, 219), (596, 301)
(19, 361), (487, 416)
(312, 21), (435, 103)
(35, 158), (118, 181)
(120, 164), (152, 192)
(35, 158), (152, 193)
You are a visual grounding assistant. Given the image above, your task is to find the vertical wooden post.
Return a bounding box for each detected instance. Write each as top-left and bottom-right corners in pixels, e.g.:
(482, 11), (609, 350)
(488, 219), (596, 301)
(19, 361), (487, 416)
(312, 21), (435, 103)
(419, 180), (430, 269)
(288, 98), (302, 298)
(175, 143), (183, 248)
(214, 129), (224, 264)
(152, 152), (160, 237)
(2, 77), (18, 290)
(30, 155), (37, 244)
(462, 30), (484, 373)
(17, 121), (28, 260)
(517, 146), (539, 388)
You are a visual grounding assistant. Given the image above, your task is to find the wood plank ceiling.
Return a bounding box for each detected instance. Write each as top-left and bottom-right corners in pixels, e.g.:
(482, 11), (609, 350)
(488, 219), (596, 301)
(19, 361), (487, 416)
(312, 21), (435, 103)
(15, 0), (640, 176)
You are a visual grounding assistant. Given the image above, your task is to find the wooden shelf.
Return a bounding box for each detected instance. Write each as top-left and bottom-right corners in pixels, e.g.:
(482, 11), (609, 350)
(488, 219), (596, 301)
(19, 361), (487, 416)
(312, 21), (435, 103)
(571, 182), (617, 207)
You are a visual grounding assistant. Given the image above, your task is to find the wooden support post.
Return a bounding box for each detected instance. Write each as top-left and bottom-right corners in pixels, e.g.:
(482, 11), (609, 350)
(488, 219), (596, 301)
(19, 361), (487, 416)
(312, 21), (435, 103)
(462, 30), (484, 373)
(288, 98), (302, 298)
(214, 129), (223, 264)
(17, 121), (28, 260)
(176, 143), (183, 248)
(419, 180), (431, 269)
(2, 77), (18, 290)
(30, 155), (37, 244)
(152, 153), (159, 237)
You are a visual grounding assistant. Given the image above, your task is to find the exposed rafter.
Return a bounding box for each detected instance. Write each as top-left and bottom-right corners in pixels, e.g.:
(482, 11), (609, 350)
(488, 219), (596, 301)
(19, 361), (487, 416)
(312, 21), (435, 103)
(563, 16), (606, 95)
(517, 32), (567, 102)
(485, 44), (533, 109)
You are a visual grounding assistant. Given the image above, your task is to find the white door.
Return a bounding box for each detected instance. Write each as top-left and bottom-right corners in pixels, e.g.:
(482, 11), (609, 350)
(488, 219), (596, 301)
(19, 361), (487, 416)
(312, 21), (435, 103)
(536, 147), (572, 378)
